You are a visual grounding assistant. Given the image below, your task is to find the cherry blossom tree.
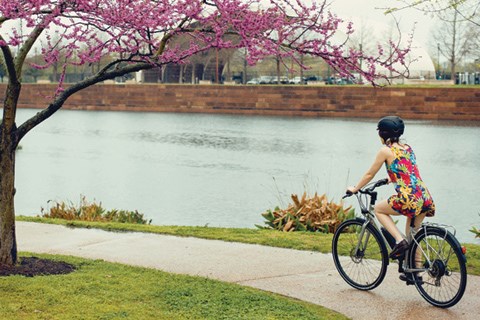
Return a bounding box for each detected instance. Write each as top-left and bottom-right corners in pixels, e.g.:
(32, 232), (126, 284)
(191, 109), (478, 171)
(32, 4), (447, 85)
(0, 0), (411, 266)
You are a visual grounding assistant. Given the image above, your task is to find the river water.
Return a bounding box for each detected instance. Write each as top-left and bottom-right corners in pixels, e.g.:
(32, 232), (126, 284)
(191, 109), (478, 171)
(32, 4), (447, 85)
(14, 109), (480, 243)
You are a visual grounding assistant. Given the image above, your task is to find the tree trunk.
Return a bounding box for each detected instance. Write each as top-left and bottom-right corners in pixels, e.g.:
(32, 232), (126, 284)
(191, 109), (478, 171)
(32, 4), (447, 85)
(0, 82), (20, 266)
(225, 57), (231, 82)
(450, 10), (458, 83)
(243, 48), (247, 84)
(276, 56), (281, 84)
(191, 63), (196, 84)
(0, 139), (17, 266)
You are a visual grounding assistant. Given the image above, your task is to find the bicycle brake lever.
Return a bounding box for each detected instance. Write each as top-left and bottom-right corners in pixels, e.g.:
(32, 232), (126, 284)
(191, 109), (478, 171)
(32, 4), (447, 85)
(343, 191), (354, 199)
(379, 178), (389, 185)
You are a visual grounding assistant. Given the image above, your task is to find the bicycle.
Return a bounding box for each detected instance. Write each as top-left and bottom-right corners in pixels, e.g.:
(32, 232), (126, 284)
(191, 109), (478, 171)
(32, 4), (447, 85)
(332, 178), (467, 308)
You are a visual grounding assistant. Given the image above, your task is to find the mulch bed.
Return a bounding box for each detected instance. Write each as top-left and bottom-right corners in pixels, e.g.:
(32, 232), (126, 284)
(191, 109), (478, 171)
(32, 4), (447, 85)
(0, 257), (76, 277)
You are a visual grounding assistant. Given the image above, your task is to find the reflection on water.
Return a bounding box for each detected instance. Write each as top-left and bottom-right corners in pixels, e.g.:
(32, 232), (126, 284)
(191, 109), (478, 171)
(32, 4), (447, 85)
(161, 132), (307, 155)
(14, 109), (480, 243)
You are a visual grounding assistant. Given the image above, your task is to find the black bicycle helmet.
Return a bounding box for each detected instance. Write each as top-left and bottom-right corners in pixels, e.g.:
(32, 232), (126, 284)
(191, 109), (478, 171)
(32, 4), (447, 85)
(377, 116), (405, 140)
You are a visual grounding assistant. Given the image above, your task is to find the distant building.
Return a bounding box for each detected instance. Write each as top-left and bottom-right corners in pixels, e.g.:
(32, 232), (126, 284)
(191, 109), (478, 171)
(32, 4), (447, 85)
(142, 21), (237, 84)
(142, 52), (227, 84)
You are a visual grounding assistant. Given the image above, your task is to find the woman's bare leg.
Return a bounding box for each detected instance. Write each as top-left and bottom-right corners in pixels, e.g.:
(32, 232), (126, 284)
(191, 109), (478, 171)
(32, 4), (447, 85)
(375, 199), (403, 242)
(406, 213), (427, 267)
(405, 212), (426, 237)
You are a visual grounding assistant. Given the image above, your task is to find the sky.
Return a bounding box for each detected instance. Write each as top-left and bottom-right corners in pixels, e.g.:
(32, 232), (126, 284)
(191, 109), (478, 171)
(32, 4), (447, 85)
(257, 0), (438, 71)
(329, 0), (437, 72)
(330, 0), (436, 48)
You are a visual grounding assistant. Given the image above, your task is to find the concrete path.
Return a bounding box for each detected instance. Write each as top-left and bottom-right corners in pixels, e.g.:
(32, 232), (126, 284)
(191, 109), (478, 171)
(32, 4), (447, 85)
(17, 221), (479, 320)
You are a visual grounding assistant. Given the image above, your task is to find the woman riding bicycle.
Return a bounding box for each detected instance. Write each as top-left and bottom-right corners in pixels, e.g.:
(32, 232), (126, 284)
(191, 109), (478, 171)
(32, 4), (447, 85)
(347, 116), (435, 261)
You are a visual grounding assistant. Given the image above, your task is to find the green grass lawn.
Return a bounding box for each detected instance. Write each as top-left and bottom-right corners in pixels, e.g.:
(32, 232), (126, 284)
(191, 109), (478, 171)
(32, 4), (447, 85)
(17, 216), (480, 276)
(6, 216), (478, 319)
(1, 253), (346, 320)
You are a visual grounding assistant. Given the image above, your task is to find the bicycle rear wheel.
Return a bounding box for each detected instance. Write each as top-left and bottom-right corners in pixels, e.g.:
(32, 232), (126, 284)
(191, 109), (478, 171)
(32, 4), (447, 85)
(409, 227), (467, 308)
(332, 218), (389, 290)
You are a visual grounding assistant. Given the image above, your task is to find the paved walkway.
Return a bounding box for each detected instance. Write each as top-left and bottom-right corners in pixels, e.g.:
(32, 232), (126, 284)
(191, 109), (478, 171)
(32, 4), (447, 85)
(17, 222), (479, 320)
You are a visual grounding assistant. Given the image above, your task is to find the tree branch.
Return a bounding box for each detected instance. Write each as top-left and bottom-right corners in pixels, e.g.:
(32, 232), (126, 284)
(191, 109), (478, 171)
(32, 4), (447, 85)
(14, 24), (46, 76)
(0, 39), (17, 82)
(155, 16), (190, 57)
(0, 38), (21, 142)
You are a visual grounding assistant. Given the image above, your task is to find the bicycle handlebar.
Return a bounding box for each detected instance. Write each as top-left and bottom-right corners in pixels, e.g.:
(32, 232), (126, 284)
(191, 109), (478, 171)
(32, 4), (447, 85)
(343, 178), (389, 199)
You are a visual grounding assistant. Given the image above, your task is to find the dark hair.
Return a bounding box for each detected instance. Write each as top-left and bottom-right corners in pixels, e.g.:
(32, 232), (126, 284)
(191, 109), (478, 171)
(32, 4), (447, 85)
(382, 135), (400, 144)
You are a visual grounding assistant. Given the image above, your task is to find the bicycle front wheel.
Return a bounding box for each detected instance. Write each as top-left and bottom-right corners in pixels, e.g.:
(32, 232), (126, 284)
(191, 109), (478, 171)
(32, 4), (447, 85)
(409, 227), (467, 308)
(332, 218), (389, 290)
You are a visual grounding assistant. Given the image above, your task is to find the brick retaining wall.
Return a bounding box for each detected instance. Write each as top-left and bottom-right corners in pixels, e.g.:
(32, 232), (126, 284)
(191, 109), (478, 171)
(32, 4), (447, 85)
(2, 84), (480, 121)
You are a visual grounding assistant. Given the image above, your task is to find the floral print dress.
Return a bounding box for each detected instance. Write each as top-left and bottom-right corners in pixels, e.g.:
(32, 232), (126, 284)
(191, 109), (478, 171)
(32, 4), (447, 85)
(386, 144), (435, 218)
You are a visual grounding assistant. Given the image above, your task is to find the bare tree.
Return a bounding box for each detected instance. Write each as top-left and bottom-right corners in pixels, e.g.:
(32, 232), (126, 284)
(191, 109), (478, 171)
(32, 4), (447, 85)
(348, 19), (377, 55)
(433, 8), (471, 80)
(387, 0), (480, 26)
(346, 19), (378, 82)
(464, 24), (480, 66)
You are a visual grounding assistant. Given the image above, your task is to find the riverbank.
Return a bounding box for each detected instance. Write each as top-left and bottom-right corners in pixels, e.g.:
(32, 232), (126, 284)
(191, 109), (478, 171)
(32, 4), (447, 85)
(4, 84), (480, 121)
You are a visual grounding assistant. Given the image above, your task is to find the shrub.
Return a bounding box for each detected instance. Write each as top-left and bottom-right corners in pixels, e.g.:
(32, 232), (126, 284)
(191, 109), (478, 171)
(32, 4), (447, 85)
(40, 195), (151, 225)
(103, 209), (152, 224)
(258, 192), (354, 233)
(470, 213), (480, 239)
(471, 227), (480, 239)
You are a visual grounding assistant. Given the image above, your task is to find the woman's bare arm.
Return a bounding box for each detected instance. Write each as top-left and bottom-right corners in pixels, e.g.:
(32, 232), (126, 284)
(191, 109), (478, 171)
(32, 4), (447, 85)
(348, 146), (391, 193)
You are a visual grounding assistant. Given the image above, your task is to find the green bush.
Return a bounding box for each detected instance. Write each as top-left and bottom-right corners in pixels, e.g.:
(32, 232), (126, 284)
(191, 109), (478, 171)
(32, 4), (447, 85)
(470, 213), (480, 239)
(471, 227), (480, 239)
(40, 195), (151, 224)
(258, 192), (354, 233)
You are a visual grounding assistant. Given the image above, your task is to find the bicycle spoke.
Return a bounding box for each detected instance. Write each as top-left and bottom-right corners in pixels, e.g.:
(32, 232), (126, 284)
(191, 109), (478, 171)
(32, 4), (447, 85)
(410, 228), (467, 308)
(332, 220), (388, 291)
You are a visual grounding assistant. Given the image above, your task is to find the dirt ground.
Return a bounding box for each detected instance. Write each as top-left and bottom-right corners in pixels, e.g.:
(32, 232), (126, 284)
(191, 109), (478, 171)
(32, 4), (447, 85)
(0, 257), (75, 277)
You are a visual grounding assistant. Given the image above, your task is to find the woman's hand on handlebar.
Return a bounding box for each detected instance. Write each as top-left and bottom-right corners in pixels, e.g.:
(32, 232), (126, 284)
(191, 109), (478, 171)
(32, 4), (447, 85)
(346, 186), (357, 195)
(344, 178), (389, 199)
(343, 186), (357, 199)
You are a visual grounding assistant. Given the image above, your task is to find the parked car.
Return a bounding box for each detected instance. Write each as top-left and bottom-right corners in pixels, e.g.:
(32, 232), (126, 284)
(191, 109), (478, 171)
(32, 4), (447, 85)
(325, 76), (343, 85)
(259, 76), (276, 84)
(246, 78), (260, 84)
(290, 76), (306, 84)
(271, 76), (290, 84)
(306, 75), (322, 83)
(325, 75), (356, 85)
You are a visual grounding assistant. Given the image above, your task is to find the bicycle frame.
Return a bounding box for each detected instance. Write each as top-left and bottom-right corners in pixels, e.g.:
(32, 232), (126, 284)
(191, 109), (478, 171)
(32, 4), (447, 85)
(350, 180), (395, 253)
